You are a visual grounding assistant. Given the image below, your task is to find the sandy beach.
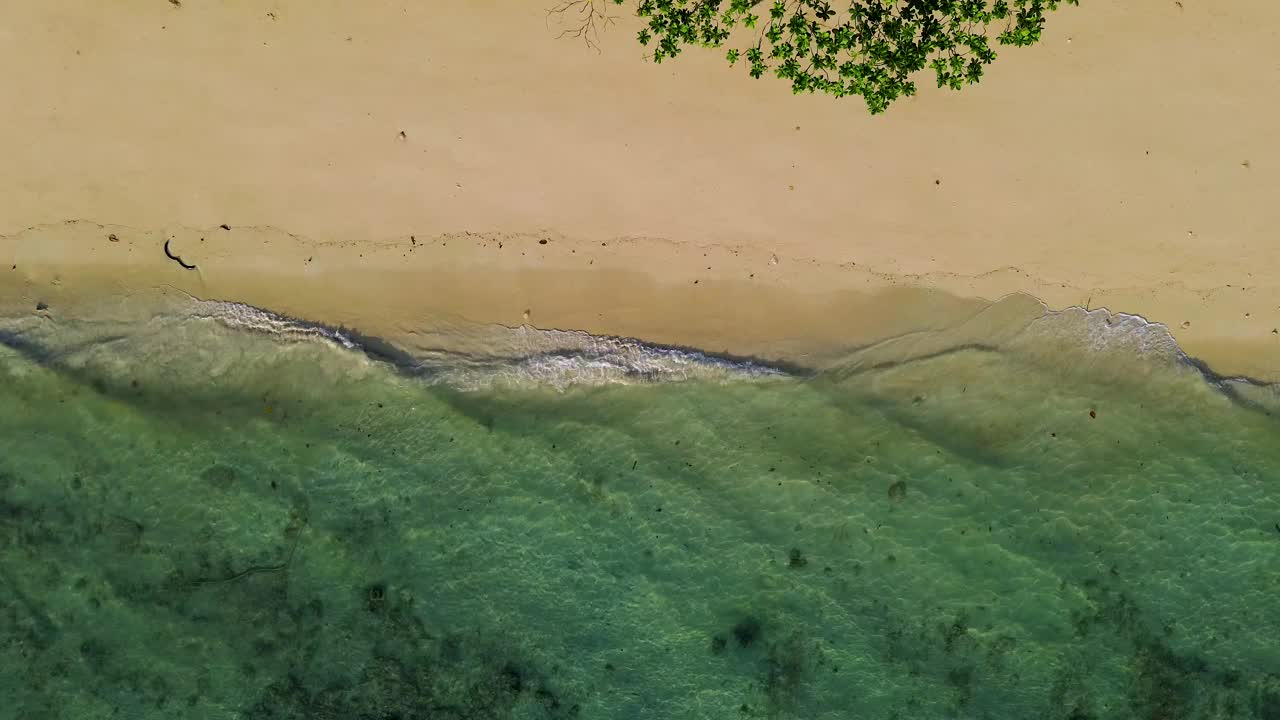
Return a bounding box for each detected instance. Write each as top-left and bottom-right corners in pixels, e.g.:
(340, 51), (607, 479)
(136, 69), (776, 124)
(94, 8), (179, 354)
(3, 0), (1278, 378)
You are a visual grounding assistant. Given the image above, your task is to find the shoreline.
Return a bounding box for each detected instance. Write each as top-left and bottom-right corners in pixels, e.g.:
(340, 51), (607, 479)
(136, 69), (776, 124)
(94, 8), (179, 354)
(5, 253), (1279, 426)
(3, 221), (1278, 384)
(3, 1), (1278, 386)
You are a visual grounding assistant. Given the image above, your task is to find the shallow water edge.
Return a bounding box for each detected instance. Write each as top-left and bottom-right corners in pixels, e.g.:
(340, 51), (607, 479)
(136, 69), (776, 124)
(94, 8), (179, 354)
(3, 290), (1280, 720)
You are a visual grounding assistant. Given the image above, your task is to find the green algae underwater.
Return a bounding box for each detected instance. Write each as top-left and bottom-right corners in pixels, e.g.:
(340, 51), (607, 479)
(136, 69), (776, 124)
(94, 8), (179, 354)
(2, 296), (1280, 720)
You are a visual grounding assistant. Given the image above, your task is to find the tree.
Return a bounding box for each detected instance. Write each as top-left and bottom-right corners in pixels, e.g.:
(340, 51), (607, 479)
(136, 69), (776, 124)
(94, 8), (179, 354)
(551, 0), (1077, 114)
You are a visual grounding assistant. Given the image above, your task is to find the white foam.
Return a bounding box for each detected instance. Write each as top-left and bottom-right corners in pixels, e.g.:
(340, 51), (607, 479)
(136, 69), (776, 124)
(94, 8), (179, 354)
(191, 300), (359, 350)
(190, 300), (784, 390)
(1025, 306), (1184, 360)
(415, 326), (786, 391)
(27, 295), (1260, 396)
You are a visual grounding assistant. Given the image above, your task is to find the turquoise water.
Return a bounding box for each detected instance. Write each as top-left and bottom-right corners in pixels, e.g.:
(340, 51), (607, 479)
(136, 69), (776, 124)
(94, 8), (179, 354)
(2, 298), (1280, 719)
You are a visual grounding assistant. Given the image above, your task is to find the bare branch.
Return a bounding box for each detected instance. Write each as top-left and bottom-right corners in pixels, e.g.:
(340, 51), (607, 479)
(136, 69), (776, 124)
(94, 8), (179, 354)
(546, 0), (618, 54)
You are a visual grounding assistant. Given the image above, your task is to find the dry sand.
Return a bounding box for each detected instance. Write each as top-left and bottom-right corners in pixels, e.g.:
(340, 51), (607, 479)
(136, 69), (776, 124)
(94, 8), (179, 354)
(2, 0), (1278, 378)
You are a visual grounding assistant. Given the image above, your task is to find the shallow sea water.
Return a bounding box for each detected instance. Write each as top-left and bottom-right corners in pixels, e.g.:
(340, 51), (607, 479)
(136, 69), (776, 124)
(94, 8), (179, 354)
(2, 296), (1279, 720)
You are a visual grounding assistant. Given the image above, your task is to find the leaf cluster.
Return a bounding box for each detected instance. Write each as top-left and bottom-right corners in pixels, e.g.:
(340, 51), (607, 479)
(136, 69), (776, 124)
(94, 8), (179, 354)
(614, 0), (1077, 113)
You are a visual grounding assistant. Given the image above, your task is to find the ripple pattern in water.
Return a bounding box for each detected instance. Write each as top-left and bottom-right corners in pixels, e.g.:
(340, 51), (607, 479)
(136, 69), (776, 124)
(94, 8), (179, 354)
(1, 304), (1279, 720)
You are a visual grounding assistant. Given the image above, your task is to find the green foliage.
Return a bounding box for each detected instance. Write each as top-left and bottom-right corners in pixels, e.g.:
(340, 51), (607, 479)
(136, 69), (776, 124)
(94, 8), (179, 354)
(613, 0), (1078, 114)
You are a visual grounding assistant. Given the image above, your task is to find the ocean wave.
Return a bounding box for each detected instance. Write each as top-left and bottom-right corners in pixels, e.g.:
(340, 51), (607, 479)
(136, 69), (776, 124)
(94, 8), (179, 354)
(1018, 305), (1280, 412)
(190, 300), (360, 350)
(1016, 305), (1185, 361)
(190, 299), (789, 390)
(3, 294), (1276, 407)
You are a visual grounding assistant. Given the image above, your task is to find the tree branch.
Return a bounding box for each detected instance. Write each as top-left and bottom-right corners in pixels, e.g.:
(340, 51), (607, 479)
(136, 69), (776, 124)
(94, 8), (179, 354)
(546, 0), (618, 53)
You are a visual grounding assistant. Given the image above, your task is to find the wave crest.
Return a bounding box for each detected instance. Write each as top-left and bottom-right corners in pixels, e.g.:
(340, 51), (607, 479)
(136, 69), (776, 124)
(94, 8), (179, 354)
(192, 300), (787, 390)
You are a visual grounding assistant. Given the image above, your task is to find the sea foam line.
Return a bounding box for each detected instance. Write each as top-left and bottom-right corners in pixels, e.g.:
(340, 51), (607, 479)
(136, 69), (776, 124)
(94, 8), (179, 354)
(190, 299), (789, 390)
